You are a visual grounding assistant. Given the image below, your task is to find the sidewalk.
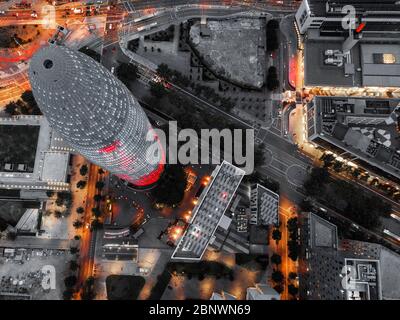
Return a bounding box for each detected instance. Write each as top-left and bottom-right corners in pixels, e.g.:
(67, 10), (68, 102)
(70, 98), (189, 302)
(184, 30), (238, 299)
(40, 155), (89, 240)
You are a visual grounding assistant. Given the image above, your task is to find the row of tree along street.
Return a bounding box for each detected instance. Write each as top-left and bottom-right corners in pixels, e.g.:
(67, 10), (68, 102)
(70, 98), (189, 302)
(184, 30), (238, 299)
(303, 167), (392, 230)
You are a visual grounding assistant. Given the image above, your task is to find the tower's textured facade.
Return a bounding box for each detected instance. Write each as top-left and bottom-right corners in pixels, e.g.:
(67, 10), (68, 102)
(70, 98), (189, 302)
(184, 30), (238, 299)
(29, 45), (164, 187)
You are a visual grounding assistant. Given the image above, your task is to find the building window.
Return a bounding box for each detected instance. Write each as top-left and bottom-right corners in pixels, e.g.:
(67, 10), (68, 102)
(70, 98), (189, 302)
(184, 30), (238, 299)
(373, 53), (396, 64)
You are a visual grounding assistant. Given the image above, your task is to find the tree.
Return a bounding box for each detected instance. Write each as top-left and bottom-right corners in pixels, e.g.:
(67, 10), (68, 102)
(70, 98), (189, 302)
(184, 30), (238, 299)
(80, 164), (88, 176)
(333, 161), (343, 172)
(150, 81), (167, 99)
(305, 169), (391, 229)
(21, 90), (41, 115)
(288, 240), (299, 261)
(70, 247), (79, 254)
(91, 219), (103, 230)
(82, 276), (95, 300)
(273, 284), (284, 294)
(91, 207), (101, 218)
(116, 62), (138, 87)
(320, 153), (335, 168)
(4, 101), (18, 115)
(4, 91), (41, 116)
(76, 207), (84, 214)
(62, 289), (74, 300)
(271, 270), (284, 283)
(76, 180), (87, 189)
(272, 229), (282, 243)
(270, 253), (282, 265)
(64, 275), (77, 288)
(46, 190), (55, 198)
(54, 210), (63, 219)
(311, 167), (329, 184)
(303, 167), (329, 196)
(55, 197), (64, 207)
(69, 260), (79, 271)
(289, 272), (298, 280)
(352, 168), (361, 179)
(55, 192), (72, 207)
(287, 217), (298, 232)
(95, 181), (104, 190)
(288, 284), (299, 296)
(157, 63), (171, 79)
(73, 219), (83, 229)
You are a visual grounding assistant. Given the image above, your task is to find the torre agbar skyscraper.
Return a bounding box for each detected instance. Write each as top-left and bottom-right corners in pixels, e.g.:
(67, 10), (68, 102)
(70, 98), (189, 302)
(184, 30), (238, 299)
(29, 45), (164, 187)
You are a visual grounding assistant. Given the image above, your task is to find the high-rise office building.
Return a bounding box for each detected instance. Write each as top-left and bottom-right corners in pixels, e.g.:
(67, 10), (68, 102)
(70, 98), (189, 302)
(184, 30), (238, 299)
(29, 45), (164, 187)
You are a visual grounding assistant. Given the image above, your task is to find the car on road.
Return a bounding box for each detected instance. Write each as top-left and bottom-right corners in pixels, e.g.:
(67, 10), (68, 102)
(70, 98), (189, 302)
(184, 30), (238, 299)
(139, 267), (150, 275)
(383, 229), (400, 241)
(351, 223), (360, 230)
(390, 213), (400, 222)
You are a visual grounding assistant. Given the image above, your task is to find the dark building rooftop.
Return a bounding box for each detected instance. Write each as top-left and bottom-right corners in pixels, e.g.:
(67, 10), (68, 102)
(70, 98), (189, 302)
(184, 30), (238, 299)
(306, 0), (400, 17)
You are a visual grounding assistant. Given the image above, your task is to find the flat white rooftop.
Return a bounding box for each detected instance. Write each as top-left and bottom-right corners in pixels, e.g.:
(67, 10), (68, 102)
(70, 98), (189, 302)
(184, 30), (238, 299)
(172, 161), (245, 260)
(42, 152), (69, 182)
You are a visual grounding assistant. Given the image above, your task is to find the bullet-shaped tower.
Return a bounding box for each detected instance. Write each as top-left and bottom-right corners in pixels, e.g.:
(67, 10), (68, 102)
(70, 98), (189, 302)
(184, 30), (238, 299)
(29, 45), (164, 187)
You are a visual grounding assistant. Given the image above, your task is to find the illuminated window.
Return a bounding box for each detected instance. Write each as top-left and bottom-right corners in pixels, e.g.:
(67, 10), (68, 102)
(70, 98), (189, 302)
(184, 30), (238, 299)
(373, 53), (396, 64)
(383, 54), (396, 64)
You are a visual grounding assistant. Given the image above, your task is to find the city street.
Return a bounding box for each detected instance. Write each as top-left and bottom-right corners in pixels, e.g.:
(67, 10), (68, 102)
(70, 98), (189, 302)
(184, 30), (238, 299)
(265, 195), (298, 299)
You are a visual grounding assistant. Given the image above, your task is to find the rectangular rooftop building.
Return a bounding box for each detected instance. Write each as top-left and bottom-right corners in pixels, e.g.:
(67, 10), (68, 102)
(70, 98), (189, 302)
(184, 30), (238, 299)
(250, 184), (279, 226)
(300, 213), (388, 300)
(305, 96), (400, 180)
(0, 116), (71, 197)
(296, 0), (400, 35)
(297, 0), (400, 90)
(171, 161), (245, 261)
